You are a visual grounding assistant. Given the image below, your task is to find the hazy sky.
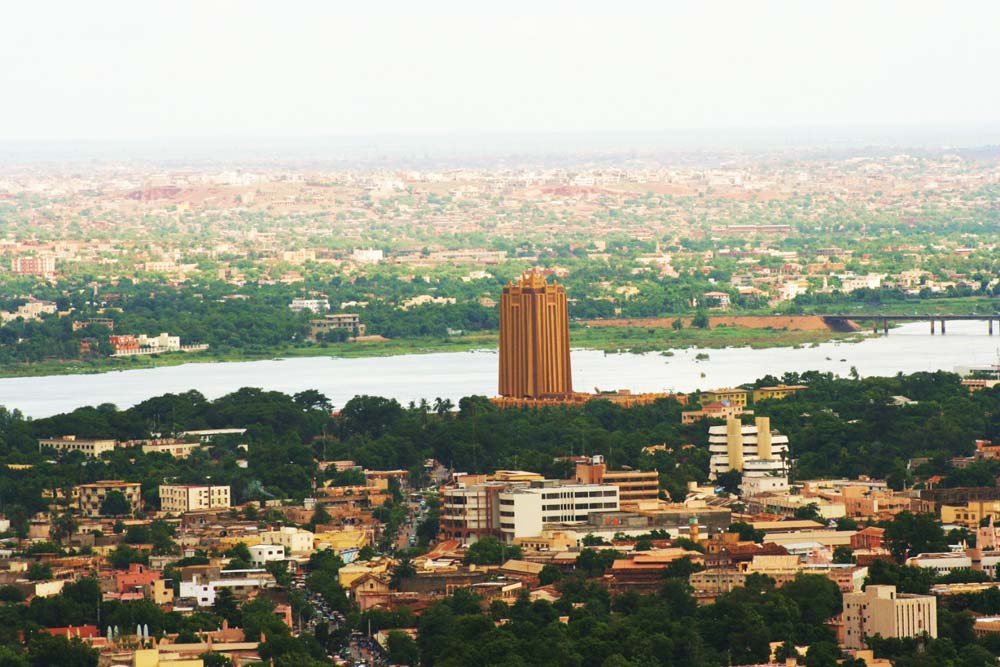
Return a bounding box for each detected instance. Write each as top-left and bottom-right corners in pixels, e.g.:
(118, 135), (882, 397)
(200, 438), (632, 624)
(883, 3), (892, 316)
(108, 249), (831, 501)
(3, 1), (999, 141)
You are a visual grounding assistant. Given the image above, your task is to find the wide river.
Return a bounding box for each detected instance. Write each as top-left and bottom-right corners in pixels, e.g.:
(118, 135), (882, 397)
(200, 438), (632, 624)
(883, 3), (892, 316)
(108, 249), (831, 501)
(1, 321), (998, 418)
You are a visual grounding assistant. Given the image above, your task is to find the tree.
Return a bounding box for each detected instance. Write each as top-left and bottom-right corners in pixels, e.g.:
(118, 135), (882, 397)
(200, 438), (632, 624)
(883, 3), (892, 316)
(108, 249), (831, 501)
(50, 513), (78, 543)
(728, 522), (765, 544)
(463, 537), (521, 566)
(26, 562), (52, 581)
(538, 564), (563, 586)
(832, 546), (855, 564)
(386, 630), (419, 666)
(794, 503), (823, 522)
(691, 312), (710, 329)
(199, 654), (233, 667)
(100, 490), (132, 517)
(390, 559), (416, 590)
(26, 634), (97, 667)
(715, 470), (742, 495)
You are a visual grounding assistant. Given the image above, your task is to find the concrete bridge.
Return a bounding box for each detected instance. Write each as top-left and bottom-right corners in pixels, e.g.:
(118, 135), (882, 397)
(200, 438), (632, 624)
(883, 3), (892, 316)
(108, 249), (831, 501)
(821, 314), (1000, 335)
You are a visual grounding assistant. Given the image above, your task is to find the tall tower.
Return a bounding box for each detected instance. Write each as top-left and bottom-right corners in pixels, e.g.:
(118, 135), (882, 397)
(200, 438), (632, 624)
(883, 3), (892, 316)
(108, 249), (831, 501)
(498, 270), (573, 398)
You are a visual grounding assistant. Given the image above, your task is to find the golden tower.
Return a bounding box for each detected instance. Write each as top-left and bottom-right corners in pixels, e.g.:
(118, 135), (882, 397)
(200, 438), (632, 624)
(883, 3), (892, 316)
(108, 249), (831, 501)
(498, 270), (573, 398)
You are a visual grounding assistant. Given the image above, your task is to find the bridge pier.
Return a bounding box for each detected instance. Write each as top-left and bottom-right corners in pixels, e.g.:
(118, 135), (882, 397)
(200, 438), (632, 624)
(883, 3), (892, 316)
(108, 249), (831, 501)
(883, 320), (888, 335)
(941, 319), (946, 335)
(991, 319), (994, 336)
(930, 320), (935, 335)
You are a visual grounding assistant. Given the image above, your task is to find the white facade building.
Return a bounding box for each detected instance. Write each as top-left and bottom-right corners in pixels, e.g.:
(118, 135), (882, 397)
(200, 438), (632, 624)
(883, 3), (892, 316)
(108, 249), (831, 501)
(259, 526), (315, 554)
(179, 569), (274, 607)
(159, 484), (231, 514)
(708, 417), (790, 495)
(249, 543), (287, 567)
(497, 481), (619, 542)
(289, 298), (330, 314)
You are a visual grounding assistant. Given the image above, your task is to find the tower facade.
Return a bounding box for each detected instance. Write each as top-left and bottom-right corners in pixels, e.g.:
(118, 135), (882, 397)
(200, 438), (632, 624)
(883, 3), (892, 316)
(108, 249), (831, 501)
(498, 271), (573, 398)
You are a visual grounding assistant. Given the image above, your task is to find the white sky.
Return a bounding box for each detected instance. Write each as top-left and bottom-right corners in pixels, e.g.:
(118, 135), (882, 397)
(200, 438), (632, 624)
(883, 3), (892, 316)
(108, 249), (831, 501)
(3, 1), (999, 141)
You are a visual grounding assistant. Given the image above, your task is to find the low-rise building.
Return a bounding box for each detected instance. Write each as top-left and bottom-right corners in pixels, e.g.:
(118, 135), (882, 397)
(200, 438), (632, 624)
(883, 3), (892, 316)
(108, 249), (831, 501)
(259, 526), (315, 554)
(574, 456), (659, 506)
(39, 436), (117, 458)
(249, 543), (286, 567)
(843, 585), (937, 649)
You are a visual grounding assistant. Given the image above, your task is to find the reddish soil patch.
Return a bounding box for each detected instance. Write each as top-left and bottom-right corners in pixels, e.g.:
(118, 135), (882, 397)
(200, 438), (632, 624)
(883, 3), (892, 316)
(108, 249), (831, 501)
(581, 315), (859, 332)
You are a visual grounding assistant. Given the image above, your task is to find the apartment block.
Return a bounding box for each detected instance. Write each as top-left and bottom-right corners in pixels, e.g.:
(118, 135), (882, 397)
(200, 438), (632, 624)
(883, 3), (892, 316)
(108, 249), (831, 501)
(843, 585), (937, 649)
(159, 484), (231, 514)
(76, 480), (142, 517)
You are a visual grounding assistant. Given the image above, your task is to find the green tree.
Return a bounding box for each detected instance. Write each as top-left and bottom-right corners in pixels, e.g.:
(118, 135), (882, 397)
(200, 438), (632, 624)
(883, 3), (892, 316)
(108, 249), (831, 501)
(386, 630), (419, 666)
(100, 490), (132, 517)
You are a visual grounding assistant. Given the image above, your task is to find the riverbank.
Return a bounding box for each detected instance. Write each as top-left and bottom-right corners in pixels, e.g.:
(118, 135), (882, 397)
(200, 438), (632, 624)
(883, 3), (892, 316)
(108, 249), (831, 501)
(0, 323), (862, 380)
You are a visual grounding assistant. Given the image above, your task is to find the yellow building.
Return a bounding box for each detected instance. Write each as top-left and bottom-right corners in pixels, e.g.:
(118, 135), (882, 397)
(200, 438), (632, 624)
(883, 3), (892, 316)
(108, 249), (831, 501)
(701, 388), (749, 408)
(131, 648), (203, 667)
(76, 480), (142, 517)
(752, 384), (807, 402)
(338, 557), (393, 588)
(940, 500), (1000, 528)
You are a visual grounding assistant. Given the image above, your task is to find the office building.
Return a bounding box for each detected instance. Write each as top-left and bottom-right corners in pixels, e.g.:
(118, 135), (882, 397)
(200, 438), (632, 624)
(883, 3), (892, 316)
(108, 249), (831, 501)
(498, 270), (573, 399)
(843, 585), (937, 649)
(497, 480), (619, 542)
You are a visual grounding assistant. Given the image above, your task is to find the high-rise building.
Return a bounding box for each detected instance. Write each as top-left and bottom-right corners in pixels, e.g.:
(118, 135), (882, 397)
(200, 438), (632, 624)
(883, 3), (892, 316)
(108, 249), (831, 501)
(708, 416), (790, 495)
(498, 271), (573, 399)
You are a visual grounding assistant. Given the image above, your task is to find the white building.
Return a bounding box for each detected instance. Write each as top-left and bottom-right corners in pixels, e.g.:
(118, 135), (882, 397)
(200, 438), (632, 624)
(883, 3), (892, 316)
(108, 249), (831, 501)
(159, 484), (231, 514)
(179, 569), (275, 607)
(249, 543), (287, 567)
(289, 298), (330, 314)
(497, 481), (619, 542)
(259, 526), (314, 554)
(708, 417), (790, 495)
(843, 585), (937, 649)
(351, 248), (384, 264)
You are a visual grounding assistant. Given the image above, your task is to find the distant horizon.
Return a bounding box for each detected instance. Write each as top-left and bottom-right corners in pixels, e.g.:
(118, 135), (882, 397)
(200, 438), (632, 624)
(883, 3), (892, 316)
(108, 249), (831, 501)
(3, 123), (1000, 168)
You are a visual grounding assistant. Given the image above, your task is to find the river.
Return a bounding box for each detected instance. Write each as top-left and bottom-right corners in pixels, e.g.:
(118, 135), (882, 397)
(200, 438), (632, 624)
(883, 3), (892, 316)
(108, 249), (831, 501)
(1, 321), (998, 418)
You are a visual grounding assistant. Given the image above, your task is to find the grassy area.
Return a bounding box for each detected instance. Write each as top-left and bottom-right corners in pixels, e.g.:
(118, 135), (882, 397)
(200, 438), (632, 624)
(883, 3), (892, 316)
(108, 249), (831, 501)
(0, 325), (862, 379)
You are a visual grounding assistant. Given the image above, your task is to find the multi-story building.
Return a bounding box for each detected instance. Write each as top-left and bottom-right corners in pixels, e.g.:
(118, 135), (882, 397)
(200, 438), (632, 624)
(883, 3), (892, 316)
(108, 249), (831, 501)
(497, 480), (619, 542)
(159, 484), (231, 514)
(681, 400), (752, 424)
(39, 436), (117, 458)
(574, 455), (659, 506)
(76, 480), (142, 517)
(702, 388), (749, 408)
(11, 255), (55, 276)
(708, 417), (789, 495)
(752, 384), (807, 402)
(843, 585), (937, 649)
(498, 270), (573, 399)
(440, 481), (508, 543)
(309, 313), (365, 339)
